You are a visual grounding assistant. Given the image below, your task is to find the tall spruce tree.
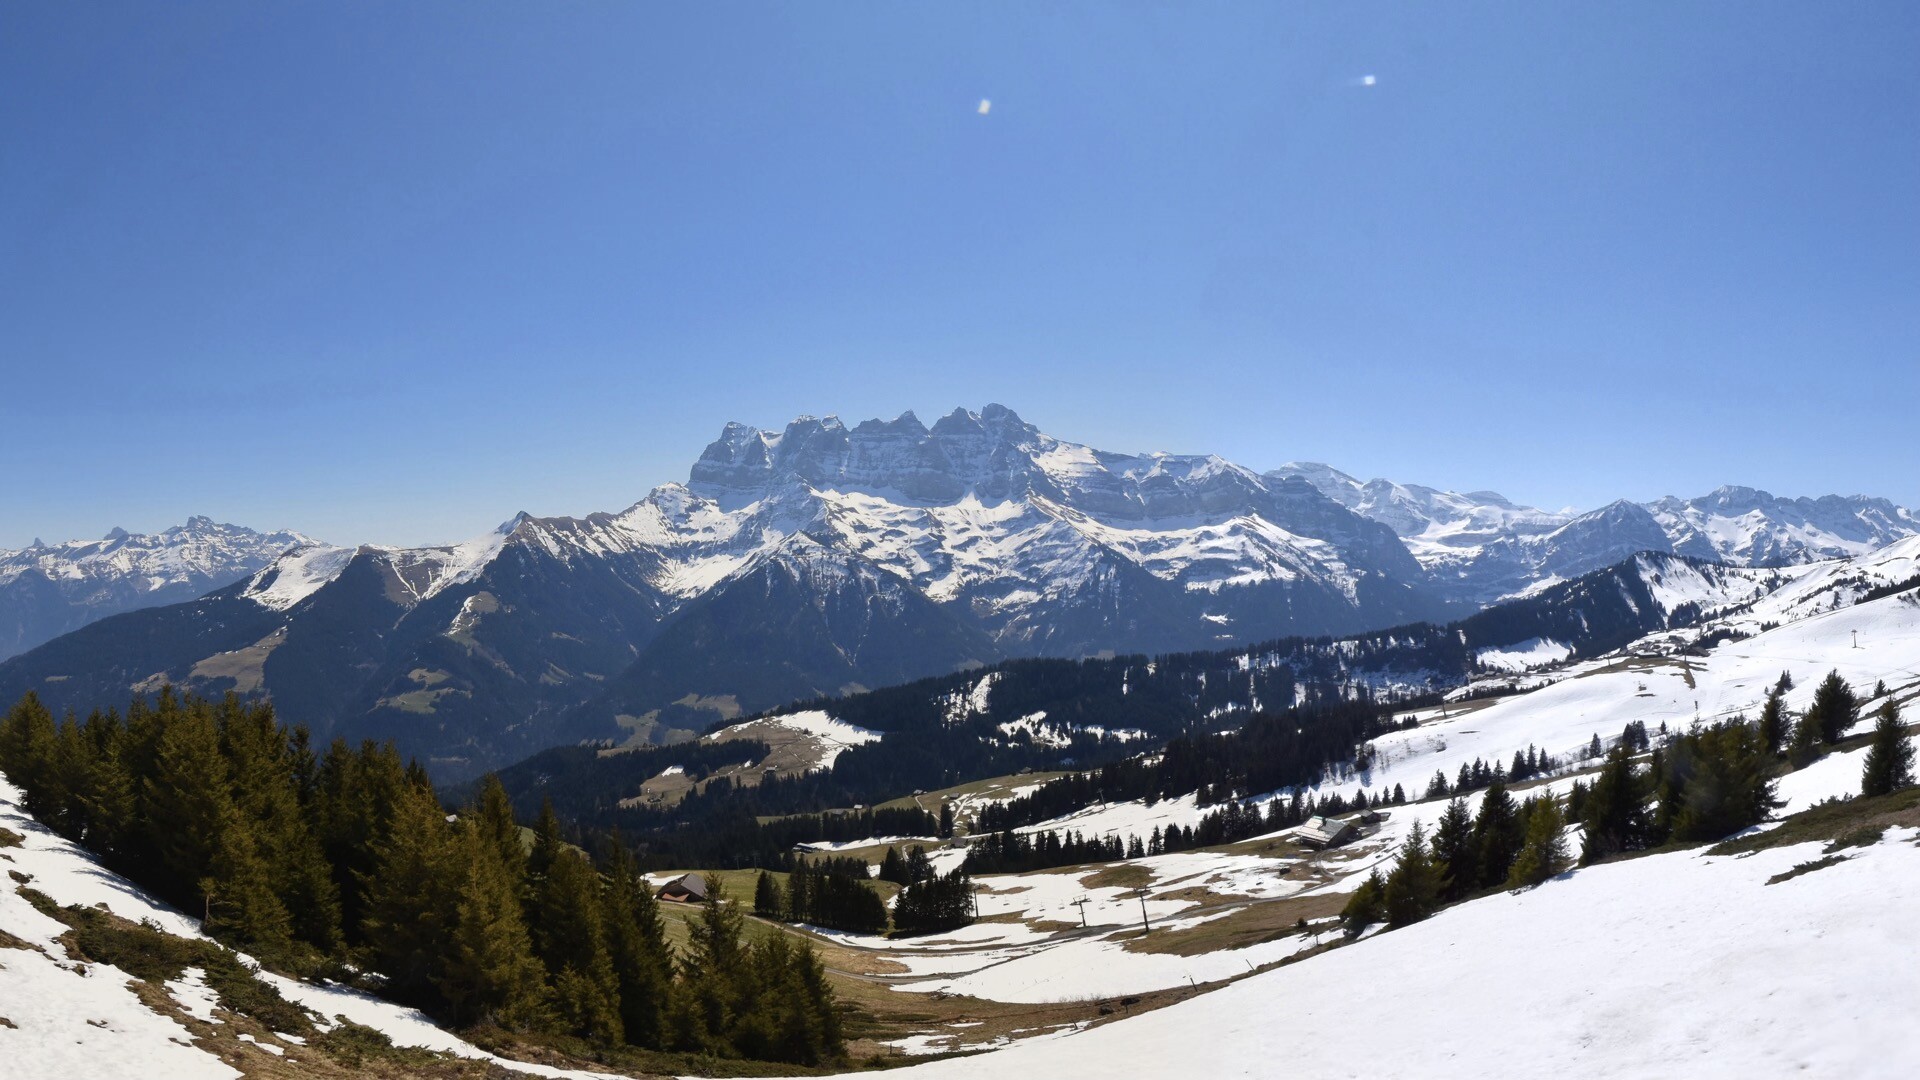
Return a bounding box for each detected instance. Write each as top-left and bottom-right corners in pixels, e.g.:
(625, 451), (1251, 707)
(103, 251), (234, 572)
(201, 806), (295, 954)
(1807, 670), (1859, 744)
(1430, 797), (1477, 900)
(1506, 796), (1568, 889)
(1580, 745), (1648, 864)
(603, 841), (673, 1050)
(439, 818), (550, 1030)
(1757, 690), (1788, 755)
(360, 779), (457, 1006)
(1860, 699), (1916, 797)
(140, 696), (235, 906)
(1471, 780), (1524, 887)
(753, 870), (785, 917)
(531, 848), (623, 1043)
(1383, 822), (1444, 928)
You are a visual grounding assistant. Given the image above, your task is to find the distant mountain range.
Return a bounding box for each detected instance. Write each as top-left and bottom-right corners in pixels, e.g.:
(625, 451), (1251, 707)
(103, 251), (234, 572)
(3, 405), (1915, 778)
(0, 518), (313, 660)
(1271, 462), (1918, 604)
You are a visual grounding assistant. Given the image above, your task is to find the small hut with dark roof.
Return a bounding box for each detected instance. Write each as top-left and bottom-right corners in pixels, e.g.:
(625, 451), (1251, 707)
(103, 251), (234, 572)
(1295, 815), (1358, 850)
(657, 873), (711, 903)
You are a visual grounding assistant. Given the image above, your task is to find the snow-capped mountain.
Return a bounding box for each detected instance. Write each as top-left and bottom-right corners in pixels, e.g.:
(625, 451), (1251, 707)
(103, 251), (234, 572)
(1649, 485), (1920, 565)
(1272, 464), (1920, 605)
(6, 407), (1916, 779)
(0, 518), (314, 660)
(0, 407), (1452, 776)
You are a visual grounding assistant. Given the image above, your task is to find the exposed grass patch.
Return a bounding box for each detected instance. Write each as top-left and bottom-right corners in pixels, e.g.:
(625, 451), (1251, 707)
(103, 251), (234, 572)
(1766, 855), (1848, 885)
(1824, 825), (1887, 853)
(307, 1022), (444, 1070)
(1122, 892), (1348, 957)
(1077, 863), (1151, 890)
(1709, 785), (1920, 857)
(0, 825), (23, 848)
(40, 899), (315, 1035)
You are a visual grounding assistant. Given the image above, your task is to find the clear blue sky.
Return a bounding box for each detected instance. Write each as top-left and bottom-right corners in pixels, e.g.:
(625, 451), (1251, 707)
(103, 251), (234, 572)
(3, 2), (1916, 549)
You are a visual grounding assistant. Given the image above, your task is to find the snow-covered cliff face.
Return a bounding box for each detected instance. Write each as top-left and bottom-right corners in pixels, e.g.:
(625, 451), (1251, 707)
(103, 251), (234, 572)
(1648, 486), (1920, 566)
(2, 407), (1455, 776)
(0, 518), (312, 659)
(1273, 464), (1920, 605)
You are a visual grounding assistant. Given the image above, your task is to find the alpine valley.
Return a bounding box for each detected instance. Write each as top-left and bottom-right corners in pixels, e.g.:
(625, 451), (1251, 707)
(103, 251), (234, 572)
(2, 405), (1914, 778)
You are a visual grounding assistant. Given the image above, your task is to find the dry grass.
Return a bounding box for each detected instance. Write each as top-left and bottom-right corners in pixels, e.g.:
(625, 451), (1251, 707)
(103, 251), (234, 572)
(1120, 891), (1347, 957)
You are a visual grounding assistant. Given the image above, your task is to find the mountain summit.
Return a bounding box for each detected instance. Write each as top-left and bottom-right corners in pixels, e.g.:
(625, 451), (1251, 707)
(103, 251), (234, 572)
(5, 407), (1915, 778)
(0, 518), (314, 659)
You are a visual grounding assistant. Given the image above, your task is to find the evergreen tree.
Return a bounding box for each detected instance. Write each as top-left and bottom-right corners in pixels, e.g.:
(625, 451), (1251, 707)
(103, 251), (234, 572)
(1506, 796), (1568, 889)
(1860, 699), (1915, 798)
(1383, 822), (1443, 928)
(139, 696), (235, 905)
(1657, 719), (1780, 843)
(201, 806), (295, 954)
(877, 846), (908, 885)
(1757, 689), (1788, 755)
(1580, 745), (1648, 864)
(1471, 780), (1524, 887)
(439, 818), (551, 1030)
(360, 780), (457, 1006)
(1340, 869), (1387, 936)
(1430, 797), (1477, 901)
(471, 774), (528, 881)
(674, 879), (749, 1053)
(754, 870), (785, 917)
(603, 841), (673, 1049)
(1787, 707), (1825, 768)
(1806, 670), (1859, 744)
(531, 848), (623, 1042)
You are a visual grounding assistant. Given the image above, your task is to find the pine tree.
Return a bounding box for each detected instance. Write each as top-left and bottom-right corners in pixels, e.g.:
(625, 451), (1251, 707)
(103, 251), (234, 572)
(603, 841), (673, 1050)
(1807, 670), (1859, 744)
(754, 870), (785, 917)
(1659, 719), (1780, 842)
(217, 696), (340, 952)
(360, 780), (457, 1006)
(0, 692), (58, 804)
(1430, 797), (1477, 900)
(1757, 689), (1788, 755)
(201, 806), (295, 954)
(439, 818), (550, 1030)
(531, 848), (623, 1042)
(1787, 708), (1824, 768)
(675, 879), (749, 1052)
(1860, 700), (1915, 798)
(1580, 745), (1648, 864)
(140, 696), (236, 905)
(1339, 870), (1387, 936)
(877, 846), (907, 885)
(471, 774), (527, 881)
(1471, 780), (1524, 887)
(1506, 796), (1568, 889)
(1383, 822), (1443, 927)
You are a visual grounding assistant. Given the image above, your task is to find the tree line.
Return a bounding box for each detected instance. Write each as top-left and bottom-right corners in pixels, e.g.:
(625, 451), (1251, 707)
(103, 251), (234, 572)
(0, 689), (843, 1066)
(1346, 670), (1917, 936)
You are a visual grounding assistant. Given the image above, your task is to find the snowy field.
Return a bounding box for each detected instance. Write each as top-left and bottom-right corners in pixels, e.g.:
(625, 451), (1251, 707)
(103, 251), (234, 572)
(855, 828), (1920, 1079)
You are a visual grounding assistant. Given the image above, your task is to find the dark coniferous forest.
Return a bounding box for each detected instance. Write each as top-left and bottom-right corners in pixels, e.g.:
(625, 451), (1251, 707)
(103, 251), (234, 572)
(0, 689), (843, 1066)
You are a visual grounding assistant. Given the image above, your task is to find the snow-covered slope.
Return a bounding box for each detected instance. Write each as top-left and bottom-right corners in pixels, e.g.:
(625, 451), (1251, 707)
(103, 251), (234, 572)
(862, 825), (1920, 1079)
(0, 517), (313, 659)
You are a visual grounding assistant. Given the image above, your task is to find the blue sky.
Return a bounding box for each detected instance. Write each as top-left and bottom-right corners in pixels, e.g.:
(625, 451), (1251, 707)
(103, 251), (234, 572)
(3, 2), (1916, 548)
